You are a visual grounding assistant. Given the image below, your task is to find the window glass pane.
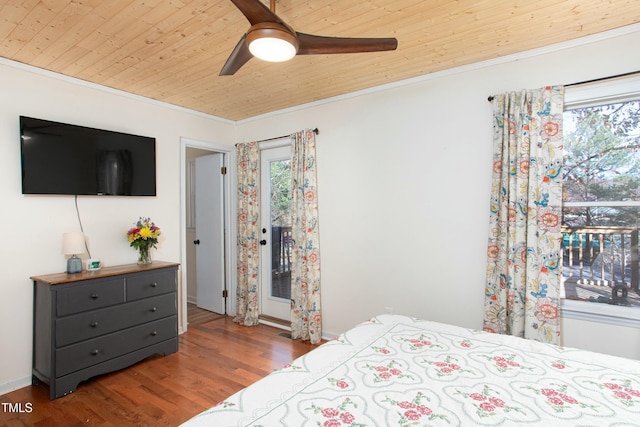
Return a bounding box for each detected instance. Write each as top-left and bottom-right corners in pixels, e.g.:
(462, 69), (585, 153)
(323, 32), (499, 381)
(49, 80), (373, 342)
(562, 98), (640, 308)
(269, 159), (291, 300)
(563, 206), (640, 228)
(563, 100), (640, 204)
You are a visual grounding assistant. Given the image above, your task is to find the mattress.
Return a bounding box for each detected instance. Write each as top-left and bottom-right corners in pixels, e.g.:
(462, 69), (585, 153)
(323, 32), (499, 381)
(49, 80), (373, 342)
(180, 314), (640, 426)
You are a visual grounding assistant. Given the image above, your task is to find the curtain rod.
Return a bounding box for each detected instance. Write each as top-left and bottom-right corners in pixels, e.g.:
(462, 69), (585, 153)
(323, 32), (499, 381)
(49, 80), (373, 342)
(237, 128), (319, 145)
(486, 70), (640, 102)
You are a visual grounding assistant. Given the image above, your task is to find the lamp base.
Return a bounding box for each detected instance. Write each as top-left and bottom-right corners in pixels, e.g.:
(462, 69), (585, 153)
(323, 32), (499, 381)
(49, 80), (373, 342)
(66, 255), (82, 274)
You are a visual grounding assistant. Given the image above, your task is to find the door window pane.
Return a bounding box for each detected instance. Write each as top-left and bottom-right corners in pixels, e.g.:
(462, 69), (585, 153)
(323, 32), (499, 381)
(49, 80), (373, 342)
(269, 159), (292, 300)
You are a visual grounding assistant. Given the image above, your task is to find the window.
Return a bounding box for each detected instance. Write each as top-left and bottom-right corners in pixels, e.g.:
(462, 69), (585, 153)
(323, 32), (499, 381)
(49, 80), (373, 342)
(561, 74), (640, 326)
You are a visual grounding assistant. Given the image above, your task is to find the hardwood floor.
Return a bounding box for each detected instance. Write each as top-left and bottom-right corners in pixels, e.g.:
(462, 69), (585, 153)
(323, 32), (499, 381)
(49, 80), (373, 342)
(186, 303), (225, 326)
(0, 316), (322, 427)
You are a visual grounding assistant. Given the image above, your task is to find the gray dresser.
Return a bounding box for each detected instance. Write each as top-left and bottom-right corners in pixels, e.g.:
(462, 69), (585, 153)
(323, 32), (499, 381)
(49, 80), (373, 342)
(32, 261), (179, 399)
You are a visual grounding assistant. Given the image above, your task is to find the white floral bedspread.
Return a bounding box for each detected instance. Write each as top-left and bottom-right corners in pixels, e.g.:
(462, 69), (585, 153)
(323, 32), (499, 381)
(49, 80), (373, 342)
(180, 314), (640, 426)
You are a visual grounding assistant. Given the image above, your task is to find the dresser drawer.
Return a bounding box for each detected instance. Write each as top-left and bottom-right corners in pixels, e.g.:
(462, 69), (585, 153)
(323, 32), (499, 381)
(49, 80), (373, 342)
(56, 293), (177, 347)
(55, 316), (177, 377)
(56, 278), (125, 316)
(126, 269), (175, 300)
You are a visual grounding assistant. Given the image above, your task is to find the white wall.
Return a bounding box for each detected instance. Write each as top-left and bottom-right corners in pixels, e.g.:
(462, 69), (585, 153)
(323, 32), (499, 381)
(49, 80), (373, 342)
(0, 62), (235, 394)
(236, 25), (640, 358)
(563, 317), (640, 356)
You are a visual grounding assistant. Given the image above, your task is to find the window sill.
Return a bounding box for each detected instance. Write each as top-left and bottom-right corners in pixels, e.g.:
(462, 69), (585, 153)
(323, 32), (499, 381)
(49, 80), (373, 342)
(561, 299), (640, 328)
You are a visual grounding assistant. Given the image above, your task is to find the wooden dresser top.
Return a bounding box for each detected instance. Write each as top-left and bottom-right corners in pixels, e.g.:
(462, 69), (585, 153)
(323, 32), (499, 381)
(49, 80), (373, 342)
(31, 261), (180, 285)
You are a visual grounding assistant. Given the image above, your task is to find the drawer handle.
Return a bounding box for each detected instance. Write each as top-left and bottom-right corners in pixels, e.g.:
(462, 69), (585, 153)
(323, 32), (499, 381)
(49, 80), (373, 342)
(90, 293), (99, 299)
(90, 321), (99, 328)
(150, 282), (158, 288)
(91, 349), (99, 356)
(150, 307), (157, 312)
(150, 331), (157, 336)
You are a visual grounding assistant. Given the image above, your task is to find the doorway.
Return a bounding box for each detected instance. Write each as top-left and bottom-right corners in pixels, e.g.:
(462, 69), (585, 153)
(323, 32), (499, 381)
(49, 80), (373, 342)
(180, 139), (235, 333)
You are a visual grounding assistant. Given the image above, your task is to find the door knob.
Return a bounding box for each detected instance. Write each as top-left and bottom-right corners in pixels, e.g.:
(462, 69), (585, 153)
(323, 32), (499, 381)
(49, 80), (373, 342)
(260, 239), (267, 245)
(194, 239), (200, 245)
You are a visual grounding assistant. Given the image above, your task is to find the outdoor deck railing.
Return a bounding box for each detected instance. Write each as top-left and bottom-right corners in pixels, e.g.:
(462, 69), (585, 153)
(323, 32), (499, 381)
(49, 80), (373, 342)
(562, 225), (639, 292)
(271, 226), (292, 276)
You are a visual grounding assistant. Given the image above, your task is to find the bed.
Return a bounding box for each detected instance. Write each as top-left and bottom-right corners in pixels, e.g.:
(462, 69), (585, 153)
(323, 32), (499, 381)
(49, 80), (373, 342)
(180, 314), (640, 426)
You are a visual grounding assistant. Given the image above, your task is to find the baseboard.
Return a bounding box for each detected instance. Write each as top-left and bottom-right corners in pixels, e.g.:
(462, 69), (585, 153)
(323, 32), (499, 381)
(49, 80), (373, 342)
(0, 376), (31, 397)
(321, 329), (339, 341)
(257, 316), (339, 342)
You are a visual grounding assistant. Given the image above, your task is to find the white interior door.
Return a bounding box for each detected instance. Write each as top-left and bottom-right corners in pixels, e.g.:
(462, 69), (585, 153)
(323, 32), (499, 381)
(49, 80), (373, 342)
(260, 145), (292, 321)
(195, 153), (225, 314)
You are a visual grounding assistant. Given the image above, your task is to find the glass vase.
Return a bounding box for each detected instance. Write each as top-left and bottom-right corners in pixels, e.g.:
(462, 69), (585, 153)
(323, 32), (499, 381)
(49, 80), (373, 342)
(137, 244), (152, 265)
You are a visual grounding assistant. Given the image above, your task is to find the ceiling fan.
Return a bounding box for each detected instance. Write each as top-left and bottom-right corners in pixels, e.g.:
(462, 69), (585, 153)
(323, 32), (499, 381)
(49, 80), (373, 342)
(220, 0), (398, 75)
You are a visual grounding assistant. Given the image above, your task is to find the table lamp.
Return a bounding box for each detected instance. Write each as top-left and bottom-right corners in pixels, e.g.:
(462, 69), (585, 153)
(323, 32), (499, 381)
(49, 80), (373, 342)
(62, 231), (85, 273)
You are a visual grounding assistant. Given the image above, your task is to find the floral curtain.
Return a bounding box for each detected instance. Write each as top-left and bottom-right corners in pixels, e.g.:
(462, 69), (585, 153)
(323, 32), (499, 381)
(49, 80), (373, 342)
(290, 129), (322, 344)
(483, 86), (564, 344)
(234, 141), (260, 326)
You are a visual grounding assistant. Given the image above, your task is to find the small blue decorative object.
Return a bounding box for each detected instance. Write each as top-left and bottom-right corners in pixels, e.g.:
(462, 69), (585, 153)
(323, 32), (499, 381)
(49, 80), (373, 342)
(66, 255), (82, 274)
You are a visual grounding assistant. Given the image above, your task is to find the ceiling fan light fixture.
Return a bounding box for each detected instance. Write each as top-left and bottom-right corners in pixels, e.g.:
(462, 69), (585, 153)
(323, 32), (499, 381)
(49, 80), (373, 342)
(246, 23), (298, 62)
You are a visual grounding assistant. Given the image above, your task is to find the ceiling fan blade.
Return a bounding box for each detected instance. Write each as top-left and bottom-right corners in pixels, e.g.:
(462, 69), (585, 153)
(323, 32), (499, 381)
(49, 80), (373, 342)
(230, 0), (284, 26)
(219, 34), (253, 76)
(296, 32), (398, 55)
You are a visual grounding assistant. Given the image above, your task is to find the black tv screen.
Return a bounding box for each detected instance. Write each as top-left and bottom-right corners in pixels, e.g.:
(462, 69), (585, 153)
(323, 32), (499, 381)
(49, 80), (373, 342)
(20, 116), (156, 196)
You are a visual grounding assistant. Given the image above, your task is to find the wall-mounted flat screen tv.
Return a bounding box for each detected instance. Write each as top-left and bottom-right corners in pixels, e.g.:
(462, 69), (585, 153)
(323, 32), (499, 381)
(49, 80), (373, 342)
(20, 116), (156, 196)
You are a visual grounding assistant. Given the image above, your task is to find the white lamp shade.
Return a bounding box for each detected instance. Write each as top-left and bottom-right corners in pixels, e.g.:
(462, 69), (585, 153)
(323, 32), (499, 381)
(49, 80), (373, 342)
(249, 37), (297, 62)
(62, 231), (86, 255)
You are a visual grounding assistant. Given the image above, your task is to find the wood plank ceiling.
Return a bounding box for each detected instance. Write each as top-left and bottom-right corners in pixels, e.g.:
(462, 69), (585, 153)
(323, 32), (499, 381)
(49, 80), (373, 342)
(1, 0), (639, 121)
